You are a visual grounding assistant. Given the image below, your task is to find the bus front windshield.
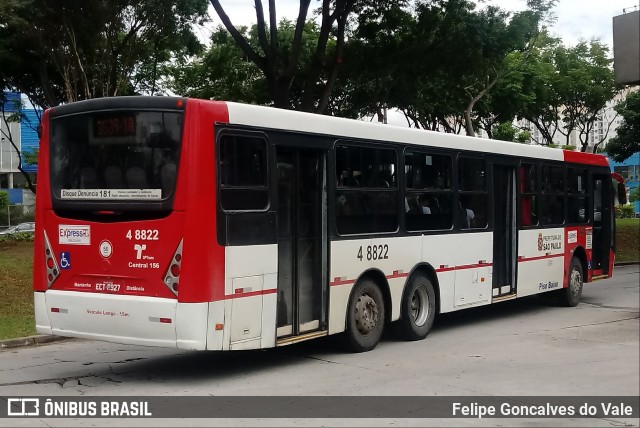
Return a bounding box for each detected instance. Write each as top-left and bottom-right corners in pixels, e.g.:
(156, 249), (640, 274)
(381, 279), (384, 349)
(50, 111), (183, 203)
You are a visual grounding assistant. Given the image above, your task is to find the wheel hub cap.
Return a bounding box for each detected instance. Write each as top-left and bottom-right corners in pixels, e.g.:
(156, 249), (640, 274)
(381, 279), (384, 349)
(355, 294), (379, 334)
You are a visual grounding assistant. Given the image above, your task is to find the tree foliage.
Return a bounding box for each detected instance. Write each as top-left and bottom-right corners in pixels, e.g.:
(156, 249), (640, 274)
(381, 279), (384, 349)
(606, 91), (640, 163)
(492, 122), (530, 143)
(553, 40), (616, 151)
(0, 0), (208, 109)
(170, 19), (323, 108)
(0, 191), (8, 210)
(208, 0), (365, 112)
(0, 0), (622, 152)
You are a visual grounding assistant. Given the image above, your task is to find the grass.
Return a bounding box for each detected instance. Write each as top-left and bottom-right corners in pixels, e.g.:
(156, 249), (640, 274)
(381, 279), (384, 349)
(616, 218), (640, 263)
(0, 219), (637, 341)
(0, 240), (36, 339)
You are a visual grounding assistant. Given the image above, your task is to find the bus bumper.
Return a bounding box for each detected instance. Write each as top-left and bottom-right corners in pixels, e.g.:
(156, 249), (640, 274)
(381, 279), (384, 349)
(34, 291), (209, 350)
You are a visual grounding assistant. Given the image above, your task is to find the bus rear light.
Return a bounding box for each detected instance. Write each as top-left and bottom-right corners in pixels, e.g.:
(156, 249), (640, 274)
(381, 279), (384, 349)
(215, 323), (224, 331)
(170, 264), (180, 277)
(163, 239), (183, 297)
(51, 307), (60, 313)
(44, 232), (60, 288)
(51, 307), (68, 314)
(149, 317), (172, 323)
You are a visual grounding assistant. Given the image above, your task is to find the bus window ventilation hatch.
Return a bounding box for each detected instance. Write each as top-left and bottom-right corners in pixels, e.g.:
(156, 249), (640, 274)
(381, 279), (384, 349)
(163, 239), (182, 296)
(44, 232), (60, 288)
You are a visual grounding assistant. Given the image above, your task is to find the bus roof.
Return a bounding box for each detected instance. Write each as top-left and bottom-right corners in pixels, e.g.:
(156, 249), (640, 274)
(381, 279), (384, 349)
(224, 101), (609, 167)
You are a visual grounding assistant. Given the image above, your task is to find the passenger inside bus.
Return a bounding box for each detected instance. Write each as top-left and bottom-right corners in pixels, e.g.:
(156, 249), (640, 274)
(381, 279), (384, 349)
(458, 201), (475, 228)
(419, 195), (432, 214)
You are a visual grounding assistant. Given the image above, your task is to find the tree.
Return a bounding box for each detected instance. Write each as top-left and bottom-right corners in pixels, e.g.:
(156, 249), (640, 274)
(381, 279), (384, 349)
(553, 40), (616, 152)
(170, 26), (269, 103)
(344, 0), (552, 135)
(0, 0), (208, 109)
(606, 91), (640, 163)
(209, 0), (373, 112)
(492, 121), (530, 143)
(515, 34), (563, 145)
(333, 2), (414, 121)
(170, 19), (324, 109)
(460, 3), (547, 136)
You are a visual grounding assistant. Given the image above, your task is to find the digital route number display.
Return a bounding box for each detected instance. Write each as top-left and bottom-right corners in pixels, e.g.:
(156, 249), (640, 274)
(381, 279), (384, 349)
(93, 114), (136, 138)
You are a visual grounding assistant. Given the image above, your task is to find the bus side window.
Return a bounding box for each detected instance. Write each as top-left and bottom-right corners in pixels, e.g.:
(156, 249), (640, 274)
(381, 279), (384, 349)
(458, 157), (487, 229)
(335, 144), (398, 235)
(219, 135), (269, 211)
(520, 163), (538, 226)
(541, 165), (565, 225)
(405, 151), (453, 231)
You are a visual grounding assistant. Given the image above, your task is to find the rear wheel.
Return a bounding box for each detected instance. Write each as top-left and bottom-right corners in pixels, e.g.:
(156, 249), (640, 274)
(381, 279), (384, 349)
(344, 279), (385, 353)
(398, 274), (436, 341)
(557, 257), (583, 307)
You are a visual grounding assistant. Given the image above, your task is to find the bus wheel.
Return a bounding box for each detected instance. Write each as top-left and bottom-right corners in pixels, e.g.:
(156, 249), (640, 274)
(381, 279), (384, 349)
(344, 279), (385, 353)
(398, 274), (436, 341)
(557, 257), (583, 307)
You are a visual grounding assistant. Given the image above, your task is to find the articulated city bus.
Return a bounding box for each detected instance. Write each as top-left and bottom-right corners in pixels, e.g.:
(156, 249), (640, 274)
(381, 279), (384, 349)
(34, 97), (619, 352)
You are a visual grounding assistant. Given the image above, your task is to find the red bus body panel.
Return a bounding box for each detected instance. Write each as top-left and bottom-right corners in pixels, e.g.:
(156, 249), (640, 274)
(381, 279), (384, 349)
(34, 99), (230, 303)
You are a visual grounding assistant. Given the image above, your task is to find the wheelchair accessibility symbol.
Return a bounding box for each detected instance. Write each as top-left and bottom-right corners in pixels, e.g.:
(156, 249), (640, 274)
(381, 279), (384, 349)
(59, 252), (71, 270)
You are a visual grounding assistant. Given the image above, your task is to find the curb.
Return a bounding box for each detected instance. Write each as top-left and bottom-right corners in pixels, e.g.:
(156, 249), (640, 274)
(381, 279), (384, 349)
(0, 334), (70, 350)
(615, 261), (640, 266)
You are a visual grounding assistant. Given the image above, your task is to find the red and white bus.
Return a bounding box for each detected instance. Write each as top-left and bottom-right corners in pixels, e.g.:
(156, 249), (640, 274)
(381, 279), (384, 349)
(34, 97), (619, 352)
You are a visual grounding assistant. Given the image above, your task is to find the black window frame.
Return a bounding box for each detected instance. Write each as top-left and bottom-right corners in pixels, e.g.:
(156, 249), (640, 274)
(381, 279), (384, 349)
(217, 130), (271, 213)
(457, 155), (489, 230)
(334, 142), (399, 236)
(540, 163), (566, 226)
(519, 161), (540, 228)
(404, 149), (454, 232)
(567, 167), (588, 225)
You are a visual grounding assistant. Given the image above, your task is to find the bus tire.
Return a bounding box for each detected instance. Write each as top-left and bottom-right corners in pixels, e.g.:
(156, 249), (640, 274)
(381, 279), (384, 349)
(344, 279), (385, 353)
(398, 274), (436, 341)
(557, 257), (583, 307)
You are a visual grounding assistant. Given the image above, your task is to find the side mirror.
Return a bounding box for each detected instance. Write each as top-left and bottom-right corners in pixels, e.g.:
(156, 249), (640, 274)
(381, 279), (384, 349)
(617, 181), (627, 205)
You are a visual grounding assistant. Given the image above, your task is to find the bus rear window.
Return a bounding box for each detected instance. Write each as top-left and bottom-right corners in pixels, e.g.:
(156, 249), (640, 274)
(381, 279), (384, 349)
(50, 111), (182, 203)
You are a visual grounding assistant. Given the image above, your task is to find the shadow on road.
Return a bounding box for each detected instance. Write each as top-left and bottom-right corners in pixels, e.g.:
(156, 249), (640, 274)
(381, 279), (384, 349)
(88, 294), (561, 384)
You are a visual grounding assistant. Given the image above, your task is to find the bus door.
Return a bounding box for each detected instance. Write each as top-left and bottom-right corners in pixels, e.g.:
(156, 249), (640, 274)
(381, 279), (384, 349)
(591, 174), (613, 275)
(492, 163), (517, 298)
(276, 147), (327, 339)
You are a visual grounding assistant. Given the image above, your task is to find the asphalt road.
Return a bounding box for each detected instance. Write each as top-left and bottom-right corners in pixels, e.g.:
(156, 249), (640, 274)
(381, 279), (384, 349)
(1, 265), (638, 427)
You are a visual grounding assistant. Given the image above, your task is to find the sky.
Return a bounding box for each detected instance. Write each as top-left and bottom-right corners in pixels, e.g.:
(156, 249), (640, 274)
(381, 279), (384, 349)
(201, 0), (640, 49)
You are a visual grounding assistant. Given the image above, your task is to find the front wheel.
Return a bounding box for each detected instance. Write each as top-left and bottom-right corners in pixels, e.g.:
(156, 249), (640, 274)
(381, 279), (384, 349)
(344, 279), (385, 353)
(557, 257), (583, 307)
(398, 274), (436, 341)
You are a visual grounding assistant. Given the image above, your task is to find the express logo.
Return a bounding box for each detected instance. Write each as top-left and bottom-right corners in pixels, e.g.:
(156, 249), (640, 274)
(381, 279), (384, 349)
(58, 225), (91, 245)
(537, 233), (543, 252)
